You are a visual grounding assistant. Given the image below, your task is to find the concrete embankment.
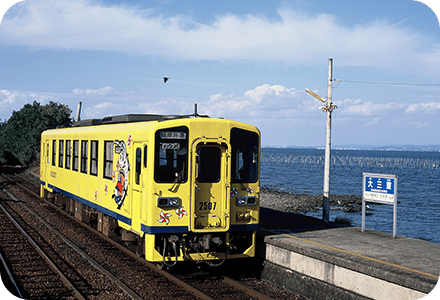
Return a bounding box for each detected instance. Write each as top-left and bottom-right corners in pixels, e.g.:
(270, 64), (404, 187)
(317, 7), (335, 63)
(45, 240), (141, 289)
(257, 207), (439, 300)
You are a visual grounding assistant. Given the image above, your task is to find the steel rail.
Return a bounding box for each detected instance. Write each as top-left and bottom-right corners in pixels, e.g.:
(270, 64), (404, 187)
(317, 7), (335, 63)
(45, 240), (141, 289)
(0, 167), (40, 192)
(1, 172), (214, 300)
(0, 250), (24, 299)
(0, 173), (41, 199)
(222, 276), (273, 300)
(3, 170), (276, 300)
(0, 200), (86, 300)
(10, 171), (40, 187)
(2, 189), (144, 300)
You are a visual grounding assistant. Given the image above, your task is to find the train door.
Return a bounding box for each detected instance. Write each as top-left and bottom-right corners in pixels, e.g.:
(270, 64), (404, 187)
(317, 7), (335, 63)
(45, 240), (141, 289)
(192, 141), (230, 232)
(131, 143), (147, 234)
(42, 140), (49, 184)
(39, 139), (47, 197)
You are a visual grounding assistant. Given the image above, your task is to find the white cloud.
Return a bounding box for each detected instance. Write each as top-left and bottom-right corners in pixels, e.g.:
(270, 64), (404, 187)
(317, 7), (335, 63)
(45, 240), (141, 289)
(410, 120), (431, 128)
(1, 0), (439, 76)
(203, 84), (440, 125)
(82, 101), (117, 118)
(0, 89), (58, 120)
(204, 93), (248, 117)
(202, 84), (314, 119)
(405, 102), (440, 114)
(336, 98), (440, 117)
(92, 101), (114, 110)
(337, 98), (408, 116)
(81, 96), (195, 119)
(366, 117), (381, 126)
(72, 86), (115, 96)
(244, 84), (299, 108)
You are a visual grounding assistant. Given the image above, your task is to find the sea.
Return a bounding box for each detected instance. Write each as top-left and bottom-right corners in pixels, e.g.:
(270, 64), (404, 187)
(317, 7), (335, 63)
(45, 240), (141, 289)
(260, 148), (440, 244)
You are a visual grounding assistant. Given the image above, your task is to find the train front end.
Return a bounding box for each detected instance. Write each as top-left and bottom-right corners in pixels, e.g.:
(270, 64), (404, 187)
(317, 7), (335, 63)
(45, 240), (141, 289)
(145, 118), (260, 266)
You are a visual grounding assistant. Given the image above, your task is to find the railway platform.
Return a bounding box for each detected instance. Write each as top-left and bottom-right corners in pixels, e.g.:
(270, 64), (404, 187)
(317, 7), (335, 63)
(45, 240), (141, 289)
(257, 207), (439, 300)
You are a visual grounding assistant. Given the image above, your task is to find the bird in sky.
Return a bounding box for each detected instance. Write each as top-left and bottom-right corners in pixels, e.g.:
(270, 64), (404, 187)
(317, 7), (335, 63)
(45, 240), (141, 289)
(163, 77), (169, 83)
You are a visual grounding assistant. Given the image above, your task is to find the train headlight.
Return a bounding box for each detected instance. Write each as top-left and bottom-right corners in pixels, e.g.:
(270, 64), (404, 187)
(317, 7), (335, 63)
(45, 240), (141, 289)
(157, 197), (180, 208)
(236, 196), (257, 206)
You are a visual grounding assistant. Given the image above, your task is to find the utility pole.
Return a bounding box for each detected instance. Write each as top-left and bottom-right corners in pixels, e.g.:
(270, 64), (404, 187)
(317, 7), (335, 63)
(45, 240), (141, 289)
(305, 58), (337, 223)
(322, 58), (333, 223)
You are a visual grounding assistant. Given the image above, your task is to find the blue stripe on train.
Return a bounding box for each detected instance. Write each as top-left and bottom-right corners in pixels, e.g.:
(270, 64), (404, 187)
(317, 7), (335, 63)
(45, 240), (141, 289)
(140, 223), (258, 234)
(47, 184), (132, 226)
(141, 224), (189, 234)
(42, 184), (259, 234)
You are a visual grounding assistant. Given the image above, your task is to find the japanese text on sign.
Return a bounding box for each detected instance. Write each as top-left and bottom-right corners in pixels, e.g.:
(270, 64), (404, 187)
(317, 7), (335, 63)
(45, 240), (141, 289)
(363, 173), (397, 204)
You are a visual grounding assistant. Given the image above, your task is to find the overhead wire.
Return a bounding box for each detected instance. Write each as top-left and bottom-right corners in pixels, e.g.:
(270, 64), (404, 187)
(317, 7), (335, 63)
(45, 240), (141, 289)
(334, 79), (440, 86)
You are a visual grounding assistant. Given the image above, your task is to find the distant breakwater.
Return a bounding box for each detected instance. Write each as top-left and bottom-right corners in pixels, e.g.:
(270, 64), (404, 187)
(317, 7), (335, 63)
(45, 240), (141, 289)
(261, 153), (440, 170)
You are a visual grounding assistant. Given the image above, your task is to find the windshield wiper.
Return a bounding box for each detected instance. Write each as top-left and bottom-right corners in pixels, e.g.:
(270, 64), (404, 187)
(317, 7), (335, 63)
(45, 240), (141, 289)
(169, 164), (185, 192)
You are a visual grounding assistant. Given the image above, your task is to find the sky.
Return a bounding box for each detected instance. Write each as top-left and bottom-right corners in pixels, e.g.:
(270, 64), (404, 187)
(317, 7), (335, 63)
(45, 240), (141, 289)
(1, 0), (440, 147)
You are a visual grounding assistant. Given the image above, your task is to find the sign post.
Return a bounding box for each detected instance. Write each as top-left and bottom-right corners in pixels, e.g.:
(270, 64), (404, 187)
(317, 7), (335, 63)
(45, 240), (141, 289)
(362, 173), (398, 237)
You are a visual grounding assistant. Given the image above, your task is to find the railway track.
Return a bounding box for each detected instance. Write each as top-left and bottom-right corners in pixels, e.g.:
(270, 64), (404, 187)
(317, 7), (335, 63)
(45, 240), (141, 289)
(0, 197), (82, 299)
(2, 189), (143, 300)
(0, 167), (304, 300)
(0, 248), (24, 299)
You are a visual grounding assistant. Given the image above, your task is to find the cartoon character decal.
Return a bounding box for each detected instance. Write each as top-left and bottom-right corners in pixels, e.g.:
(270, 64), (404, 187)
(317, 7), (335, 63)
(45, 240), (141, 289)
(112, 140), (130, 209)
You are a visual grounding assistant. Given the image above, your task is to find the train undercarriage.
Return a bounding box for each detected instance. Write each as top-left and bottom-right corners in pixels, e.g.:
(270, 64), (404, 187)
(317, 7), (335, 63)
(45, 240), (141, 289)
(45, 190), (255, 267)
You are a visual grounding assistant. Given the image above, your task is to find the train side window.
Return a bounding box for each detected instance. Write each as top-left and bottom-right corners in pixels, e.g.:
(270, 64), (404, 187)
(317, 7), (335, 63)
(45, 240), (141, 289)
(65, 140), (71, 169)
(73, 140), (79, 171)
(103, 141), (113, 179)
(135, 147), (141, 185)
(90, 141), (98, 176)
(231, 128), (259, 183)
(81, 141), (88, 174)
(59, 140), (64, 168)
(52, 140), (56, 166)
(143, 145), (148, 168)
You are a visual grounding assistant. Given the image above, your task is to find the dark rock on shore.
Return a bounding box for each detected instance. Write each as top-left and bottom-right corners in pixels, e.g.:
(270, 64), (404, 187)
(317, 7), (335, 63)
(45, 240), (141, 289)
(260, 187), (362, 214)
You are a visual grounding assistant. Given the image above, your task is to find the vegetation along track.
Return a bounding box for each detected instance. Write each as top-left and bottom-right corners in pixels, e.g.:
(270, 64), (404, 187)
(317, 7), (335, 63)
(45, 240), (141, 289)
(0, 167), (306, 300)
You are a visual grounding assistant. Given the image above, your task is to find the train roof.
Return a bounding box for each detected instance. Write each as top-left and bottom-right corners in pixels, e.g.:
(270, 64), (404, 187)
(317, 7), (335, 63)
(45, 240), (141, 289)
(73, 113), (209, 127)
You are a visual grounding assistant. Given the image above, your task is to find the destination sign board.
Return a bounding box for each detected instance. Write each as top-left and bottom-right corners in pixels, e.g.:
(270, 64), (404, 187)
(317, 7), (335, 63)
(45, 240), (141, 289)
(363, 173), (397, 204)
(160, 131), (187, 139)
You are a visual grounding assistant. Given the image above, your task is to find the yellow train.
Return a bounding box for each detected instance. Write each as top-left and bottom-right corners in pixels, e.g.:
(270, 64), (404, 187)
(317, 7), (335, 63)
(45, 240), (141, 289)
(40, 113), (260, 266)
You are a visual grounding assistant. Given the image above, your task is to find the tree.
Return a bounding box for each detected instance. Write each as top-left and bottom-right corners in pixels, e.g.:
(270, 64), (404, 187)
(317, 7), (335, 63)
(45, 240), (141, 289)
(0, 101), (73, 165)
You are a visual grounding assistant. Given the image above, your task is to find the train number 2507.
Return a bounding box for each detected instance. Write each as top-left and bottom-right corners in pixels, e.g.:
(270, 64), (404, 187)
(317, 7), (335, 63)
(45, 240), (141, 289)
(199, 202), (217, 210)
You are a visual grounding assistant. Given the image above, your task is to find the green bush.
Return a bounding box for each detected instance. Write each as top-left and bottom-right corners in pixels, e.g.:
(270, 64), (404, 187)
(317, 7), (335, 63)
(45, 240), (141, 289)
(0, 101), (72, 166)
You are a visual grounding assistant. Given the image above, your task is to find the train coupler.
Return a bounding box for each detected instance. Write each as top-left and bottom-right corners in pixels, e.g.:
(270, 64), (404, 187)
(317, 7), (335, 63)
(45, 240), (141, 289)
(162, 235), (179, 267)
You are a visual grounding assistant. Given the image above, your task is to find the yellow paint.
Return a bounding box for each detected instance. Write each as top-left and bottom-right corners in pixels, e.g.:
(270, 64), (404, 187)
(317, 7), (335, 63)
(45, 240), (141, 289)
(275, 231), (439, 279)
(41, 117), (260, 263)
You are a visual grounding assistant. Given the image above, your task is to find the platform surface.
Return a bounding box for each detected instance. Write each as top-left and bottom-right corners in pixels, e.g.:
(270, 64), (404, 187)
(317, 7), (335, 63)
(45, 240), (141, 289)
(258, 207), (439, 295)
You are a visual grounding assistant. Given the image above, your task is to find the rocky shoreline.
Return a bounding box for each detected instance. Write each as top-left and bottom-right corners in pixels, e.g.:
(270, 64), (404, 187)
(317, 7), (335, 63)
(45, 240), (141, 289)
(260, 187), (363, 214)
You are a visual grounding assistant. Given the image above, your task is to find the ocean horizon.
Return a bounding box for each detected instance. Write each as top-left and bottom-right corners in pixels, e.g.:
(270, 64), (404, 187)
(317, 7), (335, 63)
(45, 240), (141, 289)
(260, 148), (440, 243)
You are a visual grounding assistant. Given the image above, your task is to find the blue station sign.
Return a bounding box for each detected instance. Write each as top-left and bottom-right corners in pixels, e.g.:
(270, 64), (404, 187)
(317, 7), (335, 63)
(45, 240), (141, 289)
(363, 173), (398, 204)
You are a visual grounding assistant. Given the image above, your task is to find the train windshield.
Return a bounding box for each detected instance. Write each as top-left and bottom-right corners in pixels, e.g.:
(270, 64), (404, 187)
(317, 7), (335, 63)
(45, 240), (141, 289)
(154, 126), (189, 183)
(231, 128), (259, 183)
